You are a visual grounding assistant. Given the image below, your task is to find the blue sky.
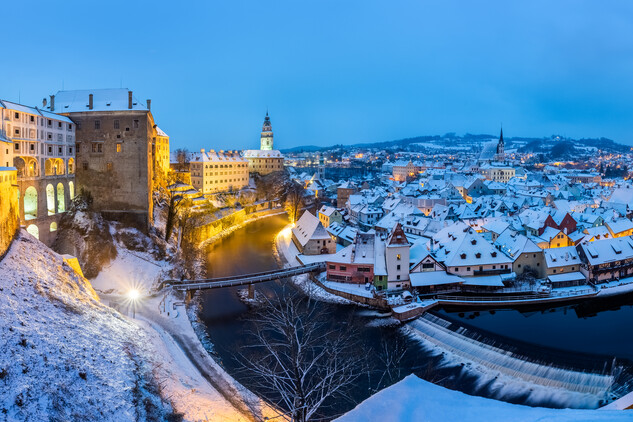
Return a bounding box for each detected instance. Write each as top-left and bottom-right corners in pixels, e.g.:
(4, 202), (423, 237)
(2, 1), (633, 150)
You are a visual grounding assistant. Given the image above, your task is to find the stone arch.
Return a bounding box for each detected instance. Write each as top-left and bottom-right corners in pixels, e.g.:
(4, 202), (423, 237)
(57, 183), (65, 213)
(45, 158), (64, 176)
(69, 181), (75, 200)
(50, 222), (58, 232)
(46, 184), (55, 215)
(17, 156), (38, 177)
(13, 156), (26, 177)
(24, 186), (38, 220)
(68, 158), (75, 174)
(26, 224), (39, 240)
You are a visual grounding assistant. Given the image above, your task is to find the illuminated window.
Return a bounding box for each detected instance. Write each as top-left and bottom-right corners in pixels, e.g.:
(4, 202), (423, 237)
(116, 143), (122, 153)
(396, 254), (401, 260)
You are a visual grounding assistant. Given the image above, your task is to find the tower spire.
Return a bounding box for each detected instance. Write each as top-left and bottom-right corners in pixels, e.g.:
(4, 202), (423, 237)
(260, 111), (273, 150)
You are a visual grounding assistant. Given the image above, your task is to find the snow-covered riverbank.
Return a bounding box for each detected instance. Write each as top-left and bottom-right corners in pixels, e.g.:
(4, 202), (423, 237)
(91, 226), (279, 421)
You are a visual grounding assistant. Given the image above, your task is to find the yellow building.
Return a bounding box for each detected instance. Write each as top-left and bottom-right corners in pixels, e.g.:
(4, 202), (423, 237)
(190, 149), (249, 194)
(244, 112), (284, 175)
(153, 126), (170, 178)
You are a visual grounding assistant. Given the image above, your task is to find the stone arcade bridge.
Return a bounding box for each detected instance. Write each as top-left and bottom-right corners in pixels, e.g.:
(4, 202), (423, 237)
(163, 262), (327, 299)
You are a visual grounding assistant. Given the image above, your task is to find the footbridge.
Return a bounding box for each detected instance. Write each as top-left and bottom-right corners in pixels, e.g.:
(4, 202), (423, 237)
(163, 262), (326, 293)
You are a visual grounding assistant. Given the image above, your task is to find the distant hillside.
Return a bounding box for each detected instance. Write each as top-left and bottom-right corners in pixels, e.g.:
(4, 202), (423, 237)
(285, 133), (630, 155)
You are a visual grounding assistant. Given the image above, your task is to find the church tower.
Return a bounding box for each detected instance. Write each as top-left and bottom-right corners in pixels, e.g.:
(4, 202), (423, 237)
(495, 127), (505, 161)
(260, 111), (273, 151)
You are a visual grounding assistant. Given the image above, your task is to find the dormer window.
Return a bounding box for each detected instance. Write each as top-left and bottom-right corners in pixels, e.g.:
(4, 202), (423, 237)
(491, 252), (497, 257)
(460, 253), (466, 259)
(475, 252), (481, 259)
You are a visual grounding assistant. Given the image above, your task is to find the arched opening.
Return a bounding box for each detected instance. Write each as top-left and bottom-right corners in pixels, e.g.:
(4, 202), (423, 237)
(57, 183), (65, 213)
(28, 158), (38, 177)
(46, 184), (55, 215)
(69, 181), (75, 200)
(68, 158), (75, 174)
(45, 159), (55, 176)
(26, 224), (39, 240)
(24, 186), (38, 220)
(54, 158), (65, 175)
(50, 222), (58, 232)
(13, 156), (26, 177)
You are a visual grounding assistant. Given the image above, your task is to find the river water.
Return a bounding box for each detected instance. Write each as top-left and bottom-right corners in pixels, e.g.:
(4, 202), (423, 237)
(197, 215), (633, 418)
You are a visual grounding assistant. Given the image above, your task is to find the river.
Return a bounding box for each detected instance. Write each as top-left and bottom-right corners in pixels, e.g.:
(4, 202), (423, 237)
(197, 215), (633, 419)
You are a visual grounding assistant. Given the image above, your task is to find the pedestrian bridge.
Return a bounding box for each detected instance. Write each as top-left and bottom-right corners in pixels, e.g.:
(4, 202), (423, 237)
(163, 262), (326, 292)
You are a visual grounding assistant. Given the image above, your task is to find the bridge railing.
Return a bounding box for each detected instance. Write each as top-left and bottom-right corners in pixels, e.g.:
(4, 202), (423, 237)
(164, 262), (327, 291)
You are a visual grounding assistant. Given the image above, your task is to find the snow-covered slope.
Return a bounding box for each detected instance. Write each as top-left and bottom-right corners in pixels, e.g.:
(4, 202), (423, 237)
(336, 375), (633, 422)
(0, 232), (175, 421)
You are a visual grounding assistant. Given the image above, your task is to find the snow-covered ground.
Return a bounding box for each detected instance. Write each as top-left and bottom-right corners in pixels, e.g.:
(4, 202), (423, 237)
(92, 229), (279, 421)
(336, 375), (633, 422)
(0, 231), (175, 421)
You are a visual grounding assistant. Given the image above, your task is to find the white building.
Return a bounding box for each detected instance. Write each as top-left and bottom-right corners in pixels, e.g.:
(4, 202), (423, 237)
(243, 112), (284, 175)
(190, 149), (249, 194)
(0, 99), (76, 245)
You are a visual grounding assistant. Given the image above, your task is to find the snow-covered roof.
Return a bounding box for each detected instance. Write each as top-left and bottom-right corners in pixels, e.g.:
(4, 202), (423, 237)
(578, 236), (633, 266)
(461, 275), (506, 287)
(50, 89), (149, 113)
(548, 272), (586, 283)
(292, 211), (331, 246)
(156, 126), (168, 137)
(191, 149), (247, 163)
(410, 271), (463, 287)
(544, 246), (580, 268)
(243, 149), (283, 158)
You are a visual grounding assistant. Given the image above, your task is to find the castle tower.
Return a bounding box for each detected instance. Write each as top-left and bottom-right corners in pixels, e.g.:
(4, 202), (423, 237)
(260, 111), (273, 151)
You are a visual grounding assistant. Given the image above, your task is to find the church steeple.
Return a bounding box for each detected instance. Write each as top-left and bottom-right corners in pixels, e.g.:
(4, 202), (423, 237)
(260, 111), (273, 150)
(496, 126), (505, 161)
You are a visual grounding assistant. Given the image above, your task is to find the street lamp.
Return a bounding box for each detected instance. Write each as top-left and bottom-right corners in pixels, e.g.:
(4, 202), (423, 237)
(128, 289), (140, 318)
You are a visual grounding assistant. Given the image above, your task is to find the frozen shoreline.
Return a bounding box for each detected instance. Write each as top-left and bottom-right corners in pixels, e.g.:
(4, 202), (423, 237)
(90, 214), (288, 421)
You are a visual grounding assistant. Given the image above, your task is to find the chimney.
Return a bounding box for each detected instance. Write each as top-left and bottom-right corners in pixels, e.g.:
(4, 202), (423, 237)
(146, 99), (151, 111)
(88, 94), (93, 110)
(201, 148), (205, 153)
(128, 91), (133, 109)
(50, 95), (55, 111)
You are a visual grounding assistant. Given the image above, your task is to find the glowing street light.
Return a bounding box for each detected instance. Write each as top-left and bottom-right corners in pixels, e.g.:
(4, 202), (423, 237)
(127, 289), (140, 318)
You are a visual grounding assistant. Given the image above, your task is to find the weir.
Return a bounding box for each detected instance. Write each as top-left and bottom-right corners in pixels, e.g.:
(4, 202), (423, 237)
(408, 313), (617, 397)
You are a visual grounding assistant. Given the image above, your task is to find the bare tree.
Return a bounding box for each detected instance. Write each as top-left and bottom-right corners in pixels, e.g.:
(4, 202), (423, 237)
(174, 148), (190, 172)
(285, 181), (306, 224)
(239, 293), (362, 422)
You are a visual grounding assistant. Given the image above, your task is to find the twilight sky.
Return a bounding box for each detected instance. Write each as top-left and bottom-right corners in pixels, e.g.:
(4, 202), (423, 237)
(2, 1), (633, 150)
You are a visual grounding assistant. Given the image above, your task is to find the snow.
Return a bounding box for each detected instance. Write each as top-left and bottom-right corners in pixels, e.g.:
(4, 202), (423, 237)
(90, 230), (279, 421)
(275, 225), (354, 304)
(336, 375), (633, 422)
(0, 232), (174, 421)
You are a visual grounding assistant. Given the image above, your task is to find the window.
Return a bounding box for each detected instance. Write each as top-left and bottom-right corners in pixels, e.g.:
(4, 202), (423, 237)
(396, 275), (401, 280)
(48, 146), (52, 153)
(133, 119), (139, 128)
(396, 254), (401, 260)
(467, 267), (470, 271)
(14, 112), (19, 119)
(58, 147), (62, 154)
(106, 162), (113, 171)
(114, 120), (120, 129)
(116, 143), (122, 153)
(97, 144), (102, 153)
(92, 143), (97, 153)
(82, 162), (88, 170)
(329, 265), (335, 270)
(68, 124), (72, 130)
(94, 120), (101, 130)
(47, 119), (52, 127)
(14, 143), (19, 150)
(30, 115), (34, 122)
(397, 264), (401, 270)
(340, 266), (347, 271)
(58, 122), (62, 128)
